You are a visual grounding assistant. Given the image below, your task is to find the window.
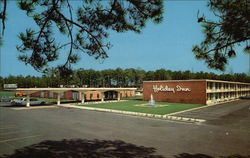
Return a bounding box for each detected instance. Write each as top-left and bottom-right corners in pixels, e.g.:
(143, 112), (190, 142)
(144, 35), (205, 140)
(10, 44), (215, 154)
(90, 93), (93, 100)
(207, 94), (213, 100)
(215, 83), (218, 89)
(209, 82), (213, 89)
(215, 93), (219, 99)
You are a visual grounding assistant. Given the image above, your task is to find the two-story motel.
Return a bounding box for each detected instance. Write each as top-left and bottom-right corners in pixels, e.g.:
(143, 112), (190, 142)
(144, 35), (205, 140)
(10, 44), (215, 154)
(143, 79), (250, 105)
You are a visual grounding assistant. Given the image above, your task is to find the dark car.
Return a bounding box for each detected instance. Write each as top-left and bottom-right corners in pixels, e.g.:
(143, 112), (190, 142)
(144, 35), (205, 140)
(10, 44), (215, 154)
(239, 96), (250, 99)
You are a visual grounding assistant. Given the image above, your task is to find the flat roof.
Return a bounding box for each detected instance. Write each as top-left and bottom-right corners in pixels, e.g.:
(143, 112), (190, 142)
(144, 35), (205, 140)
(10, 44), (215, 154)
(5, 87), (137, 94)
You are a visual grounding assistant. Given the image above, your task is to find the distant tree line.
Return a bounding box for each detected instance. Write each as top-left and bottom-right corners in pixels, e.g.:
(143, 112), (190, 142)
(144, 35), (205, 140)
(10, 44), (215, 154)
(1, 68), (250, 89)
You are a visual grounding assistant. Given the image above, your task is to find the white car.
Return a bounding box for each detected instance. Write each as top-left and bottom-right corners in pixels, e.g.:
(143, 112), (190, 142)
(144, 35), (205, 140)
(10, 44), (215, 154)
(11, 98), (45, 105)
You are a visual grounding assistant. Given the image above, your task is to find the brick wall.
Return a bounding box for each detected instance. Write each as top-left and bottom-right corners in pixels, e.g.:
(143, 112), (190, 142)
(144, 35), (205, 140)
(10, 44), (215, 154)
(64, 91), (73, 100)
(143, 80), (207, 104)
(31, 90), (135, 101)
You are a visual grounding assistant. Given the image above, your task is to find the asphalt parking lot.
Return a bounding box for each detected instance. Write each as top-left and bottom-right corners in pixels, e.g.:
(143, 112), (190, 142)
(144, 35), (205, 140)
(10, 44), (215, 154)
(0, 100), (250, 158)
(176, 99), (250, 131)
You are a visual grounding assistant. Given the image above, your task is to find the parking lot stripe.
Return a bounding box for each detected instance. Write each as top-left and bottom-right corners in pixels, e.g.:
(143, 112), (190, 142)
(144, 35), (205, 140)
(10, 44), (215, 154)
(0, 126), (18, 130)
(0, 130), (30, 136)
(166, 99), (241, 116)
(0, 135), (42, 143)
(0, 124), (17, 128)
(3, 142), (16, 149)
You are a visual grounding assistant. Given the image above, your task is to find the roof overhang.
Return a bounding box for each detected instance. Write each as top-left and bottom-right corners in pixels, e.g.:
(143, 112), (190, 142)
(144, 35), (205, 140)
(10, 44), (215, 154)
(4, 87), (137, 94)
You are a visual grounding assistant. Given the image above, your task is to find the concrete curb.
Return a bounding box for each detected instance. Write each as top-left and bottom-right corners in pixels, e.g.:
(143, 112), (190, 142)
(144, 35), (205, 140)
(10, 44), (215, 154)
(58, 104), (206, 124)
(77, 100), (127, 105)
(11, 105), (58, 110)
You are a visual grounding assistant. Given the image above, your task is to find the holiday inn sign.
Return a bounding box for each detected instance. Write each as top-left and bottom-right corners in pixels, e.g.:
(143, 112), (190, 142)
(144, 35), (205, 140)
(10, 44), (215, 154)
(152, 85), (191, 93)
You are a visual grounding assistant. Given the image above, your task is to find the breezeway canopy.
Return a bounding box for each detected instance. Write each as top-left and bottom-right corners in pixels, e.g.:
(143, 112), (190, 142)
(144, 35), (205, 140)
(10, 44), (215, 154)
(5, 87), (137, 107)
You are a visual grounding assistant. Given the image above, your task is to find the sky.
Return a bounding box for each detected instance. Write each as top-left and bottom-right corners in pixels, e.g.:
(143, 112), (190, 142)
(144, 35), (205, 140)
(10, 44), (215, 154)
(0, 0), (249, 77)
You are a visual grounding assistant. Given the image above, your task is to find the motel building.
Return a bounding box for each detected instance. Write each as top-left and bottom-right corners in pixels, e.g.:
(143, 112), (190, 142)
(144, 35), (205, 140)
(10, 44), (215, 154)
(6, 87), (136, 107)
(143, 79), (250, 105)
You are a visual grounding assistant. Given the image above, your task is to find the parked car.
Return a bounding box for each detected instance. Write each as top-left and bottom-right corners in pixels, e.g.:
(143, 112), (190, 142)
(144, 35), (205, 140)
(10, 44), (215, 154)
(0, 96), (11, 102)
(239, 96), (250, 99)
(11, 98), (45, 105)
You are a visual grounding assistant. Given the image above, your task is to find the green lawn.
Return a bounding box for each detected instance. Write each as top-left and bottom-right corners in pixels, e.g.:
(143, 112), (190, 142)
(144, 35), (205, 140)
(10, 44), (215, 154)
(124, 95), (143, 100)
(0, 91), (73, 103)
(78, 100), (204, 115)
(0, 91), (15, 97)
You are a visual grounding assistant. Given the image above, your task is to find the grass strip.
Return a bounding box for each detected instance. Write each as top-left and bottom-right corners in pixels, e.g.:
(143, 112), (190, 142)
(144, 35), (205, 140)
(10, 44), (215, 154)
(78, 100), (203, 115)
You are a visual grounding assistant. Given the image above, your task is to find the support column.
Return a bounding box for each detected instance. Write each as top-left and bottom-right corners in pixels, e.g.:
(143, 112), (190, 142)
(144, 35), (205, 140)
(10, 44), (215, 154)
(117, 92), (121, 101)
(212, 82), (216, 91)
(212, 93), (216, 102)
(57, 93), (61, 105)
(101, 91), (104, 102)
(26, 94), (30, 107)
(81, 92), (85, 104)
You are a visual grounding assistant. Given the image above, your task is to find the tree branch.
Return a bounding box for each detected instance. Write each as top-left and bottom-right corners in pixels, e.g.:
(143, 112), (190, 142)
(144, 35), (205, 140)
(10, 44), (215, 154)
(108, 0), (117, 16)
(63, 19), (73, 67)
(128, 0), (148, 17)
(54, 8), (106, 54)
(34, 0), (61, 45)
(35, 8), (54, 45)
(1, 0), (7, 35)
(66, 0), (73, 30)
(205, 37), (250, 54)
